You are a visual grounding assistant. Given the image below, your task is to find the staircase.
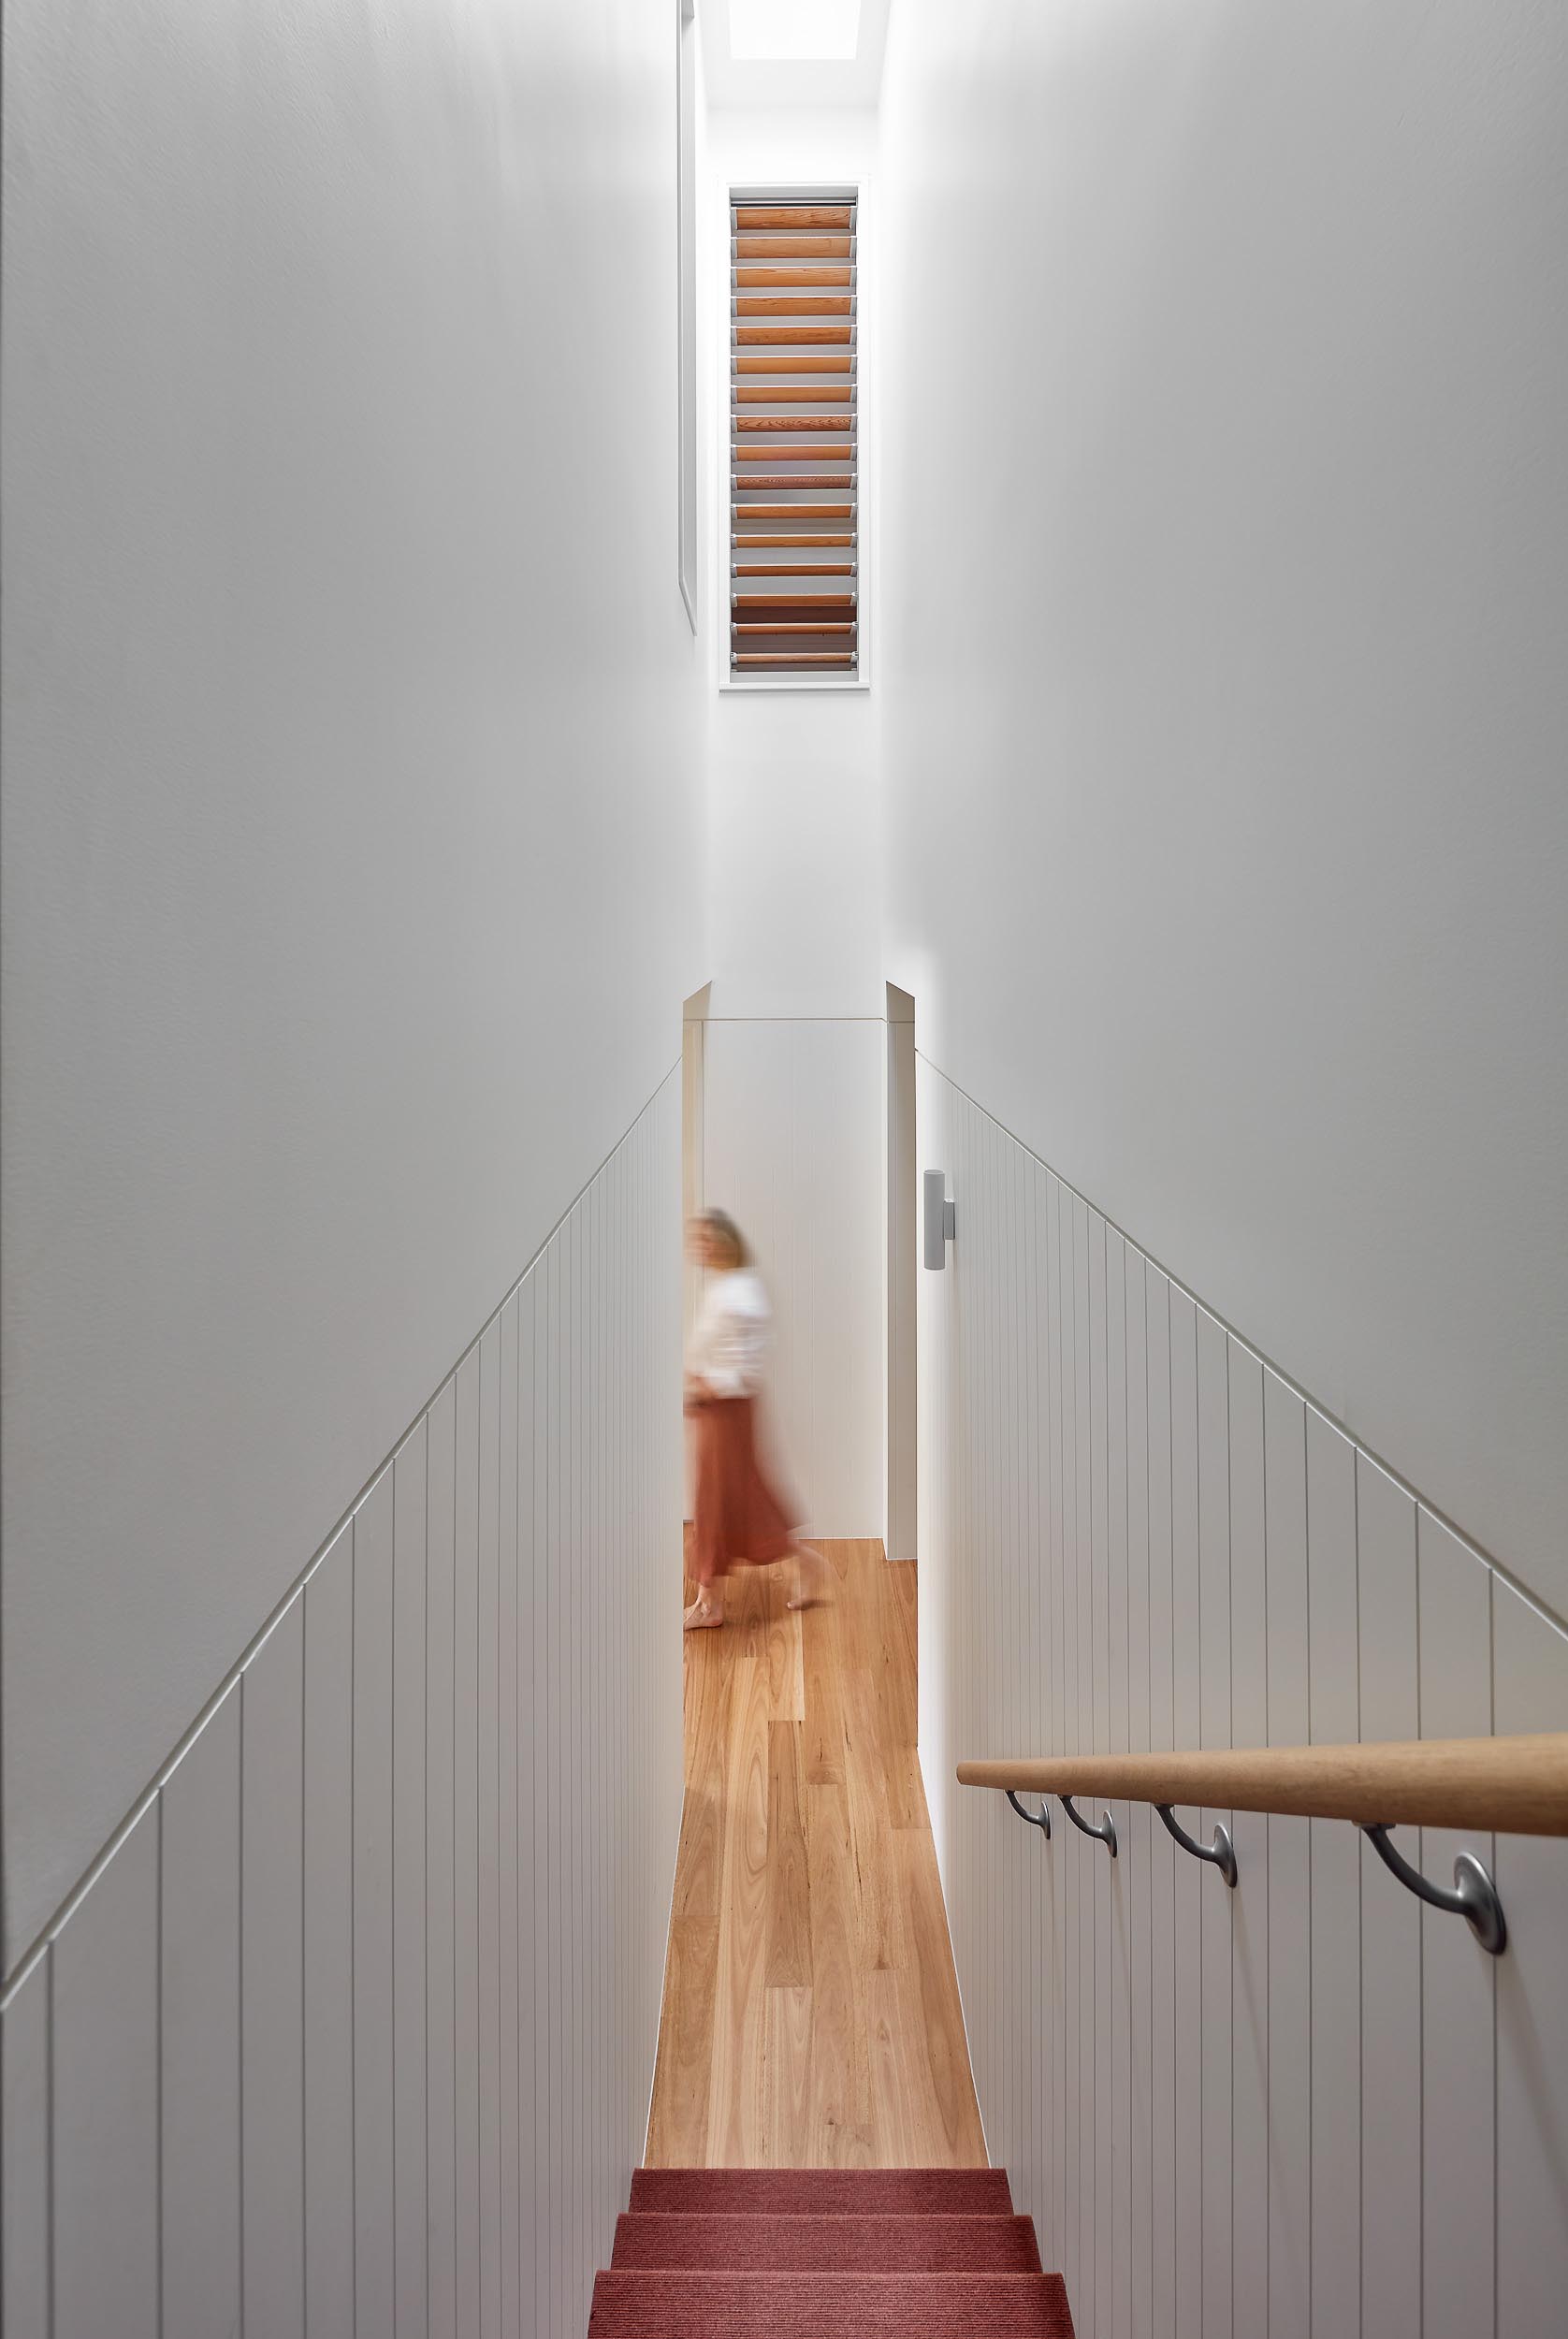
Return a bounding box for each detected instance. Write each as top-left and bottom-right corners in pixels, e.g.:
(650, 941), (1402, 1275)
(588, 2168), (1075, 2335)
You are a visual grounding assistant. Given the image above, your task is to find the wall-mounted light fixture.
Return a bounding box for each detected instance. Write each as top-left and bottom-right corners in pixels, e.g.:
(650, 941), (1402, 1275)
(923, 1170), (956, 1270)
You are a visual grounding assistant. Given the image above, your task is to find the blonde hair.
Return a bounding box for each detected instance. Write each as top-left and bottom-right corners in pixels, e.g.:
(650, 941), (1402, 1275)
(701, 1209), (749, 1271)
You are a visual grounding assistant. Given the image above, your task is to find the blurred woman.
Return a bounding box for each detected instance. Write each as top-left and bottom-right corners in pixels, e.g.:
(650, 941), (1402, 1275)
(683, 1210), (831, 1630)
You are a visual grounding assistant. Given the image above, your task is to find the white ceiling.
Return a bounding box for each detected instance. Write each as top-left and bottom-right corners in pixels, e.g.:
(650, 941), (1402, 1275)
(700, 0), (893, 109)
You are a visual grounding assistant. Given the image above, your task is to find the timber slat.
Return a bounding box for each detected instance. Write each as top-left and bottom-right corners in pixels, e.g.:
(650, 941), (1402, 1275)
(734, 205), (852, 230)
(733, 505), (854, 523)
(731, 593), (857, 610)
(734, 416), (853, 434)
(734, 354), (853, 373)
(733, 385), (854, 404)
(732, 475), (855, 492)
(735, 322), (852, 341)
(733, 536), (854, 548)
(734, 266), (853, 289)
(733, 652), (857, 668)
(735, 236), (852, 259)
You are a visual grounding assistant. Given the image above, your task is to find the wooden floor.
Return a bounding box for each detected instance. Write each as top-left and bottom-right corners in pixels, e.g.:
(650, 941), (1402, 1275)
(645, 1538), (987, 2168)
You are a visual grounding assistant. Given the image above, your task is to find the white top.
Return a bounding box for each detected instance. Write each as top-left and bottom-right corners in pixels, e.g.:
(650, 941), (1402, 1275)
(688, 1267), (771, 1399)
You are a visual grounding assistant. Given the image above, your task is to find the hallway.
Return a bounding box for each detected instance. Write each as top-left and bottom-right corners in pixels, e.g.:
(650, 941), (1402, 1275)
(647, 1540), (984, 2168)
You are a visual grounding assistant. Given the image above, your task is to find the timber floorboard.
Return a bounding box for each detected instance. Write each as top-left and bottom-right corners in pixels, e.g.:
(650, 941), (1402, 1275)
(646, 1538), (987, 2167)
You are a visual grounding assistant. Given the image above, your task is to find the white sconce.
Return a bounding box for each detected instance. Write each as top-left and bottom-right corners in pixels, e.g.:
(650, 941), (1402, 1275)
(923, 1170), (956, 1270)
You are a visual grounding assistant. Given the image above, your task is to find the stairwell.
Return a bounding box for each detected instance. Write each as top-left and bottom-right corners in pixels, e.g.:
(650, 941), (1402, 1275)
(588, 2167), (1075, 2335)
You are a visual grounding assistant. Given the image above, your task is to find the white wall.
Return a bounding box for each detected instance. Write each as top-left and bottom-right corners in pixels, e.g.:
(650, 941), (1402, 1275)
(0, 1077), (685, 2339)
(918, 1058), (1568, 2339)
(879, 0), (1568, 1618)
(703, 1017), (885, 1536)
(1, 0), (705, 1969)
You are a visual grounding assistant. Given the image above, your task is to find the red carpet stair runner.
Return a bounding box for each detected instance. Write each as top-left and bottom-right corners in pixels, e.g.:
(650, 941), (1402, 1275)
(588, 2168), (1075, 2337)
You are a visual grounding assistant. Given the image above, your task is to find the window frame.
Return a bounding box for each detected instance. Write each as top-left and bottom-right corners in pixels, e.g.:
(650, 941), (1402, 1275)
(719, 175), (871, 695)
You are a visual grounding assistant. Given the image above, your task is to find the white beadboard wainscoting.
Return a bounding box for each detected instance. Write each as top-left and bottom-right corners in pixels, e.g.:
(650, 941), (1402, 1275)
(702, 1017), (887, 1537)
(0, 1072), (684, 2339)
(917, 1056), (1568, 2339)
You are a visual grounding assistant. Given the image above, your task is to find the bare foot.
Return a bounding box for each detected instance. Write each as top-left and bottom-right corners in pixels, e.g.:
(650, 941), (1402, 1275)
(786, 1543), (832, 1611)
(684, 1591), (724, 1631)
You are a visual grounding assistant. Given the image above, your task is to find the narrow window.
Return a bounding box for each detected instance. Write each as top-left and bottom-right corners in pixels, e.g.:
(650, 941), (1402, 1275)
(730, 188), (859, 680)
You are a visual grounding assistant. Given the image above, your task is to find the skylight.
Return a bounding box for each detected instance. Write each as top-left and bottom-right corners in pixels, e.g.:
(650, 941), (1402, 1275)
(729, 0), (862, 63)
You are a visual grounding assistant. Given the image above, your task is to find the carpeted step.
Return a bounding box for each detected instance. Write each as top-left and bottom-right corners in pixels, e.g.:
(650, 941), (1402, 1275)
(611, 2210), (1043, 2273)
(628, 2166), (1013, 2217)
(586, 2268), (1073, 2336)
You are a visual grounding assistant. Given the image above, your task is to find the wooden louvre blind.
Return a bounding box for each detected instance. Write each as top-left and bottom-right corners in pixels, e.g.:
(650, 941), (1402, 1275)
(731, 194), (857, 676)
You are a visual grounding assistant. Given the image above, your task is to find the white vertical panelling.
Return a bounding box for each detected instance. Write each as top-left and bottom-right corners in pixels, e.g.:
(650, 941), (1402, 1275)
(0, 1074), (683, 2339)
(160, 1684), (241, 2339)
(1227, 1344), (1269, 2339)
(1417, 1506), (1495, 2339)
(475, 1315), (501, 2339)
(1144, 1263), (1176, 2332)
(1168, 1286), (1201, 2339)
(1125, 1259), (1153, 2339)
(354, 1468), (397, 2337)
(393, 1422), (430, 2335)
(1264, 1368), (1312, 2339)
(1, 1954), (50, 2339)
(523, 1272), (545, 2339)
(916, 1055), (1566, 2339)
(1089, 1214), (1112, 2330)
(1107, 1234), (1131, 2339)
(702, 1018), (886, 1534)
(304, 1523), (356, 2339)
(1491, 1578), (1568, 2339)
(51, 1805), (160, 2339)
(453, 1343), (481, 2339)
(1306, 1409), (1360, 2339)
(497, 1290), (521, 2339)
(1195, 1308), (1232, 2339)
(426, 1383), (458, 2339)
(243, 1598), (307, 2339)
(1357, 1457), (1421, 2337)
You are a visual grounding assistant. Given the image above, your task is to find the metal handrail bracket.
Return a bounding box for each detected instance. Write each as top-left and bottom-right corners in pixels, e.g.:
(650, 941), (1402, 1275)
(1060, 1794), (1117, 1857)
(1006, 1789), (1051, 1839)
(1155, 1802), (1238, 1886)
(1361, 1822), (1506, 1955)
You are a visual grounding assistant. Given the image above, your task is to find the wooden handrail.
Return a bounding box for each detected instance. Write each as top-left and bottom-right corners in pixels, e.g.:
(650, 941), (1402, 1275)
(956, 1734), (1568, 1836)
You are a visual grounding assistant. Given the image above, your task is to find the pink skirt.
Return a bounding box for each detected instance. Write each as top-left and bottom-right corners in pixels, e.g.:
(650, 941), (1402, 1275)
(689, 1395), (799, 1586)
